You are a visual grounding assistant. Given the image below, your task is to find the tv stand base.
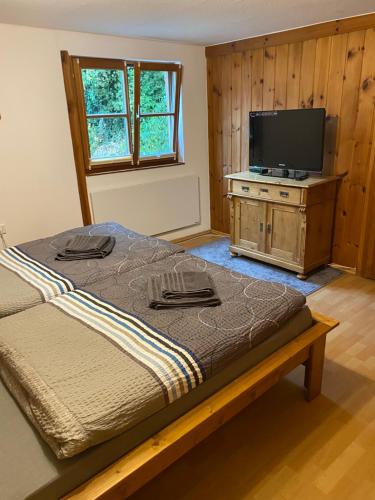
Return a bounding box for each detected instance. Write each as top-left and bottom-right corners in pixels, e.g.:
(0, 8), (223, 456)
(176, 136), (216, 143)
(225, 172), (338, 278)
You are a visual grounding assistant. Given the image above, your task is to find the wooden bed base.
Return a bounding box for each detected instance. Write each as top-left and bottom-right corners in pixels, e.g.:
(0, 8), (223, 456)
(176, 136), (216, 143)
(64, 312), (338, 500)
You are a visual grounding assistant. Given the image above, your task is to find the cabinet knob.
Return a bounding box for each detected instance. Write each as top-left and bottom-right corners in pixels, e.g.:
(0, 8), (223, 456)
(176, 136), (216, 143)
(241, 185), (250, 192)
(280, 191), (289, 198)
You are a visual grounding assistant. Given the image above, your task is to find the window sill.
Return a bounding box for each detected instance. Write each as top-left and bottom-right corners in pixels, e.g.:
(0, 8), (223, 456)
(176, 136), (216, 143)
(86, 161), (185, 176)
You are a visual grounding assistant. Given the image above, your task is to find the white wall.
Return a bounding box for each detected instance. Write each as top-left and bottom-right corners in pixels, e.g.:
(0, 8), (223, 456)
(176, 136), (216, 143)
(0, 23), (209, 245)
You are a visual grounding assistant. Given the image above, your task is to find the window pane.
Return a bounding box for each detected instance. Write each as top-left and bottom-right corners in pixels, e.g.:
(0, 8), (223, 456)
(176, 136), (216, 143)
(140, 115), (174, 157)
(140, 70), (176, 114)
(82, 69), (126, 114)
(87, 117), (129, 160)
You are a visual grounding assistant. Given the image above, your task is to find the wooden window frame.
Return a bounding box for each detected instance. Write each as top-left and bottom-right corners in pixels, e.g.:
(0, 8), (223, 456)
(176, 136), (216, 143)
(133, 61), (183, 169)
(63, 53), (183, 176)
(72, 57), (133, 174)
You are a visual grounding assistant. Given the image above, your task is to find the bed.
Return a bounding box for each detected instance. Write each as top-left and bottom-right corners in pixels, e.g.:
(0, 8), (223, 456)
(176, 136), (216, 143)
(0, 252), (338, 500)
(0, 222), (182, 318)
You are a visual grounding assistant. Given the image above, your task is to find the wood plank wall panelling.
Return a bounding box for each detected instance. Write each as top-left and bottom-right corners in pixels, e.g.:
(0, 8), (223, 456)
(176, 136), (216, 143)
(206, 23), (375, 270)
(358, 121), (375, 278)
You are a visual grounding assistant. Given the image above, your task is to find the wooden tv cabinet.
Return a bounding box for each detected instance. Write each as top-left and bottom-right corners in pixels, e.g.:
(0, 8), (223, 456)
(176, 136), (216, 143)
(226, 172), (337, 279)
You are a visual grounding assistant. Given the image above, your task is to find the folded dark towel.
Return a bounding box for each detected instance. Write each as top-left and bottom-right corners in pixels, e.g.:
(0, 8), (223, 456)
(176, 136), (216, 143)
(147, 274), (221, 310)
(56, 237), (116, 261)
(64, 235), (111, 254)
(161, 271), (215, 299)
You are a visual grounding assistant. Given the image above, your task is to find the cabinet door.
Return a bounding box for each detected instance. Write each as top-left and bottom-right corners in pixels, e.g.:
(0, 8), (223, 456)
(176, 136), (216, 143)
(265, 203), (302, 263)
(234, 198), (266, 252)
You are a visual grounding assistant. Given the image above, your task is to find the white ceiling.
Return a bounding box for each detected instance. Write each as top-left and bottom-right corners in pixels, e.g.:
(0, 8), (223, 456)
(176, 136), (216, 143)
(0, 0), (374, 46)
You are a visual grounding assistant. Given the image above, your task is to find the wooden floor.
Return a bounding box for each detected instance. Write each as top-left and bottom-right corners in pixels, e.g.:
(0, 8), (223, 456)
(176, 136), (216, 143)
(131, 235), (375, 500)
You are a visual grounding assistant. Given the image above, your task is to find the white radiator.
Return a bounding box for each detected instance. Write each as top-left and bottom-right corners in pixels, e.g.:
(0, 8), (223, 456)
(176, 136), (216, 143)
(90, 175), (201, 236)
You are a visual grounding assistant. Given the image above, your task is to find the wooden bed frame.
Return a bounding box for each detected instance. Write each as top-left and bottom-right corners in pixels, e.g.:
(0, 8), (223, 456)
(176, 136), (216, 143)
(64, 312), (338, 500)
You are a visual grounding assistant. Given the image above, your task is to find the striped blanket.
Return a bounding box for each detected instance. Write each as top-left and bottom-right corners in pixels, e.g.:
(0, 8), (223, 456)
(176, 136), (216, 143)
(0, 253), (305, 459)
(0, 246), (74, 301)
(51, 290), (205, 403)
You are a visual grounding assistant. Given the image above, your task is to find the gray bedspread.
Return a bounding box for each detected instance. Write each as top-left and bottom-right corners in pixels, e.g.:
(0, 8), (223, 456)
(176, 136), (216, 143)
(0, 254), (306, 459)
(0, 222), (182, 317)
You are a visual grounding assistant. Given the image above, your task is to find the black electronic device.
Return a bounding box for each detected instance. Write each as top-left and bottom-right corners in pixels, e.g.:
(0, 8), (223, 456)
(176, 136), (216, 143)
(249, 108), (326, 180)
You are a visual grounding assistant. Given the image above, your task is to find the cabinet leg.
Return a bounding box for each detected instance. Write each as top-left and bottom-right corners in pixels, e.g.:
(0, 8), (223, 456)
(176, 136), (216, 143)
(304, 335), (326, 401)
(230, 251), (238, 257)
(297, 273), (308, 280)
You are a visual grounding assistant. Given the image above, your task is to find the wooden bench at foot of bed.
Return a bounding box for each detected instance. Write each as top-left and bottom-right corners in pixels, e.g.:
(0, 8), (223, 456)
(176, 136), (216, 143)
(64, 312), (338, 500)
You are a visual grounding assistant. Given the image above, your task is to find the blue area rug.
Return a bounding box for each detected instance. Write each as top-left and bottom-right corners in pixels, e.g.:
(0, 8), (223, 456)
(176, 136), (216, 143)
(188, 238), (342, 296)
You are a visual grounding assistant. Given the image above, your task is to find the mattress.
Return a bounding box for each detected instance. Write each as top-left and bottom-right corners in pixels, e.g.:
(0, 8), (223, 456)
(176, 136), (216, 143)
(0, 306), (312, 500)
(0, 222), (183, 318)
(0, 253), (306, 462)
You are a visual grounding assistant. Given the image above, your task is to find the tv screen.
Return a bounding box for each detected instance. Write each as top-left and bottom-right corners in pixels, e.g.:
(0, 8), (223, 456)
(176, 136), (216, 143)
(249, 108), (325, 172)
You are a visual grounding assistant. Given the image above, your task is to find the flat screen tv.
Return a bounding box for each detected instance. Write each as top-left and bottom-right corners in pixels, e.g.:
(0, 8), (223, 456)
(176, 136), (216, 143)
(249, 108), (326, 173)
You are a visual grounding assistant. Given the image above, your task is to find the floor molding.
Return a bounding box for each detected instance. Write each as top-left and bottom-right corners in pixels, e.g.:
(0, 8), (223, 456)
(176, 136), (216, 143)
(329, 263), (356, 275)
(171, 229), (229, 244)
(170, 230), (213, 244)
(211, 229), (230, 237)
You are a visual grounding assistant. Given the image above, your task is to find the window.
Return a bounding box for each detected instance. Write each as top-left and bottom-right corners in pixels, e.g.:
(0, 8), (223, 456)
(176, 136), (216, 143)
(81, 63), (132, 163)
(66, 55), (183, 174)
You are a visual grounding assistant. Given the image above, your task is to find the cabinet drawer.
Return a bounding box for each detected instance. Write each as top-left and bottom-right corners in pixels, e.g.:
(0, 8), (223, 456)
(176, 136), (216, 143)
(232, 181), (301, 204)
(232, 181), (259, 197)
